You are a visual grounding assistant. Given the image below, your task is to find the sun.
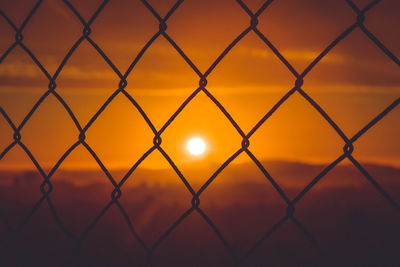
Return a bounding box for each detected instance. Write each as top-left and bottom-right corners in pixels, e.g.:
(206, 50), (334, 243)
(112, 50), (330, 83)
(187, 137), (206, 156)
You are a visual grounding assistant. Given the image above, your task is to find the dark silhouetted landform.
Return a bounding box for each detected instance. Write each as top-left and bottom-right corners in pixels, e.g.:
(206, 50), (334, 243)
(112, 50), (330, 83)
(0, 160), (399, 266)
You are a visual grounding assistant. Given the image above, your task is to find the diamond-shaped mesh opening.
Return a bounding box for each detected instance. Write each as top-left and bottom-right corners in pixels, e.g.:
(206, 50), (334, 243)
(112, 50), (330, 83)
(256, 0), (354, 71)
(0, 151), (43, 226)
(200, 153), (287, 256)
(125, 36), (199, 128)
(250, 93), (343, 198)
(352, 101), (400, 165)
(161, 92), (243, 187)
(244, 219), (325, 266)
(152, 211), (235, 267)
(206, 32), (294, 130)
(295, 160), (400, 263)
(146, 0), (182, 17)
(19, 94), (78, 171)
(0, 0), (37, 25)
(352, 106), (400, 202)
(14, 203), (73, 267)
(46, 145), (117, 234)
(21, 0), (82, 74)
(0, 48), (49, 124)
(0, 89), (45, 129)
(118, 151), (193, 246)
(80, 204), (148, 267)
(54, 40), (122, 126)
(65, 0), (104, 21)
(363, 0), (400, 57)
(84, 93), (154, 178)
(166, 0), (248, 71)
(55, 39), (119, 90)
(89, 0), (157, 71)
(305, 29), (400, 136)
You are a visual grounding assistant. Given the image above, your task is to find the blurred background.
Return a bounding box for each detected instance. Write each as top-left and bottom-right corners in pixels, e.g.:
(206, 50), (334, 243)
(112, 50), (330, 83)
(0, 0), (399, 266)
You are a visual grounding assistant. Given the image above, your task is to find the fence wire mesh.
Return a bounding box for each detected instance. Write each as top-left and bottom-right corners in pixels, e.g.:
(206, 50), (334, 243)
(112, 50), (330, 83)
(0, 0), (399, 266)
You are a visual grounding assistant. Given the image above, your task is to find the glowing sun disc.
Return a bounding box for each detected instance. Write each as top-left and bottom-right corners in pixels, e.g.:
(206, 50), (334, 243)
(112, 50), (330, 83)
(187, 137), (206, 156)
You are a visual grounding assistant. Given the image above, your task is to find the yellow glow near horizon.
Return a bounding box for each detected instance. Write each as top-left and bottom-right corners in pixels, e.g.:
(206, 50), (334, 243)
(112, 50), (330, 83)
(187, 137), (206, 156)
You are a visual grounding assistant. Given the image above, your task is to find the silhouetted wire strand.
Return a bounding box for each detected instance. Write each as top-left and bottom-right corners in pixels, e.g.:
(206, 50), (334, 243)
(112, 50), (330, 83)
(118, 146), (157, 187)
(78, 202), (113, 244)
(123, 32), (161, 79)
(151, 207), (195, 251)
(62, 0), (203, 263)
(301, 23), (358, 78)
(292, 155), (347, 205)
(63, 0), (205, 262)
(204, 27), (252, 77)
(296, 88), (349, 143)
(201, 88), (246, 137)
(0, 1), (127, 263)
(360, 25), (400, 66)
(115, 201), (149, 251)
(0, 1), (121, 265)
(0, 142), (16, 161)
(348, 155), (400, 212)
(247, 87), (296, 138)
(158, 87), (202, 135)
(240, 215), (288, 263)
(86, 37), (123, 78)
(157, 146), (196, 196)
(253, 28), (299, 77)
(197, 148), (243, 197)
(245, 149), (291, 204)
(196, 207), (236, 261)
(46, 198), (75, 239)
(291, 217), (330, 262)
(0, 107), (16, 131)
(351, 97), (399, 143)
(81, 142), (118, 188)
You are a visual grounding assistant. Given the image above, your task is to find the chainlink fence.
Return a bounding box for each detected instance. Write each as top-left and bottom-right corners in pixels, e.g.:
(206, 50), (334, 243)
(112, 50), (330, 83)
(0, 0), (399, 266)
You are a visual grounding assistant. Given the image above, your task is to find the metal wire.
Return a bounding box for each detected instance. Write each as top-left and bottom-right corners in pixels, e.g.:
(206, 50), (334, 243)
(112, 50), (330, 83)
(0, 0), (399, 266)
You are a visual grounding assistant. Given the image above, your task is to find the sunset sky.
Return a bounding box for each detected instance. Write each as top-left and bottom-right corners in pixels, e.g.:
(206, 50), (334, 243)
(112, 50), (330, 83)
(0, 0), (399, 170)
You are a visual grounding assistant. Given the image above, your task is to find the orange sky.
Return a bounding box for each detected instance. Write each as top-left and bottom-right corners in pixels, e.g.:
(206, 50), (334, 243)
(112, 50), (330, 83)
(0, 0), (399, 170)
